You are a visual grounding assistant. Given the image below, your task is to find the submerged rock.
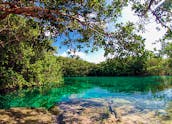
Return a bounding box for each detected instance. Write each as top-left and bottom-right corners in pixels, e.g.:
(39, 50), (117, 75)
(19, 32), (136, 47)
(1, 98), (172, 124)
(55, 98), (172, 124)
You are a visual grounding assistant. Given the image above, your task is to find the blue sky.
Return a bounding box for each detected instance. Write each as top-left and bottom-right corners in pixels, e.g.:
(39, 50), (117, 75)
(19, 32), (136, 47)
(52, 5), (167, 63)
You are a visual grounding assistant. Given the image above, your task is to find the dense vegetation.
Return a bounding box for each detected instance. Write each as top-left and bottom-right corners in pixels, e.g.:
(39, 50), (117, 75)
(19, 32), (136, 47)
(0, 15), (62, 91)
(57, 56), (95, 77)
(0, 0), (172, 90)
(58, 54), (172, 77)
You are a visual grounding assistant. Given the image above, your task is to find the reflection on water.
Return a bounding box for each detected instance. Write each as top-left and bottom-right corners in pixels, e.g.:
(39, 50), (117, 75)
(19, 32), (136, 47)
(0, 76), (172, 110)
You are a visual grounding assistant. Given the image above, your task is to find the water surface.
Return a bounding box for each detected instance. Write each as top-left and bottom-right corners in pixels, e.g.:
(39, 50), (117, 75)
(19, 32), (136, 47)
(1, 76), (172, 111)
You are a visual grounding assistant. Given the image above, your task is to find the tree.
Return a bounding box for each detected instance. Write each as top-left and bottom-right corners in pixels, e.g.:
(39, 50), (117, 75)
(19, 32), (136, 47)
(57, 56), (94, 77)
(0, 0), (171, 53)
(0, 15), (62, 90)
(158, 30), (172, 75)
(132, 0), (172, 31)
(0, 0), (125, 52)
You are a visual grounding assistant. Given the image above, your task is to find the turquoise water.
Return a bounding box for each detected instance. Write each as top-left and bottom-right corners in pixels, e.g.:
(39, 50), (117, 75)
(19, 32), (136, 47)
(0, 76), (172, 110)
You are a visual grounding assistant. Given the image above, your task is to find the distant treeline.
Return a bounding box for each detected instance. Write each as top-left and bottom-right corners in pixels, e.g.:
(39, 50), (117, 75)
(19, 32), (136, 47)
(57, 56), (172, 77)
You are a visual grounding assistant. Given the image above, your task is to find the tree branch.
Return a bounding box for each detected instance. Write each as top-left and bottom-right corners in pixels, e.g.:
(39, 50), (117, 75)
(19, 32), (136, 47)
(143, 0), (155, 15)
(151, 9), (171, 31)
(0, 2), (114, 39)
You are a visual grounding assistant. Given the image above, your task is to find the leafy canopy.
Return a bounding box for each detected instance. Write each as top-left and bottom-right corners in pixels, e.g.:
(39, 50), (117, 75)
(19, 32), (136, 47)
(0, 0), (171, 55)
(0, 15), (62, 90)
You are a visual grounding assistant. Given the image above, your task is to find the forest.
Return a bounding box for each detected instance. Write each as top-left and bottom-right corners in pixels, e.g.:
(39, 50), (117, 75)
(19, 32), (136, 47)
(58, 53), (172, 77)
(0, 0), (172, 90)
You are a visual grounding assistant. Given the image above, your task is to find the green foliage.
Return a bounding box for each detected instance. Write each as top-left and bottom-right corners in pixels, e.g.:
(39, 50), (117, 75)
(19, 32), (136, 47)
(0, 67), (27, 89)
(155, 31), (172, 75)
(57, 52), (148, 77)
(143, 28), (171, 76)
(95, 56), (147, 76)
(103, 22), (146, 57)
(146, 57), (164, 75)
(0, 0), (139, 54)
(146, 56), (172, 76)
(163, 42), (172, 58)
(57, 56), (95, 77)
(0, 15), (62, 90)
(0, 0), (171, 56)
(58, 50), (172, 77)
(28, 52), (62, 85)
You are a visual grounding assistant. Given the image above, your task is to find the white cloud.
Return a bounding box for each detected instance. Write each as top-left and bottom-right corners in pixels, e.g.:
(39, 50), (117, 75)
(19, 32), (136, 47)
(81, 49), (106, 64)
(60, 52), (68, 57)
(59, 49), (86, 60)
(142, 22), (166, 51)
(85, 52), (106, 63)
(121, 5), (139, 23)
(74, 51), (86, 58)
(121, 5), (167, 51)
(59, 49), (106, 64)
(44, 31), (50, 36)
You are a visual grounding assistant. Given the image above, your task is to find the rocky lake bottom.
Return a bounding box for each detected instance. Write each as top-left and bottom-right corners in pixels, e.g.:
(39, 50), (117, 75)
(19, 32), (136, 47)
(1, 98), (172, 124)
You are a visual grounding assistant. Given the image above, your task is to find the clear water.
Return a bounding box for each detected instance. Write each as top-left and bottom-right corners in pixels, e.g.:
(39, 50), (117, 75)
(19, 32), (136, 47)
(0, 76), (172, 111)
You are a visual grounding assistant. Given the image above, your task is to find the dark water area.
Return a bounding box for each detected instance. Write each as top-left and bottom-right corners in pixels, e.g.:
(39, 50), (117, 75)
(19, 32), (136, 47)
(0, 76), (172, 111)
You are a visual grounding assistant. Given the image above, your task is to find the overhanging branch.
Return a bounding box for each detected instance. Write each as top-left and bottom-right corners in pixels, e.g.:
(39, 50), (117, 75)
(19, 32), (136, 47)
(151, 9), (171, 31)
(0, 1), (119, 40)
